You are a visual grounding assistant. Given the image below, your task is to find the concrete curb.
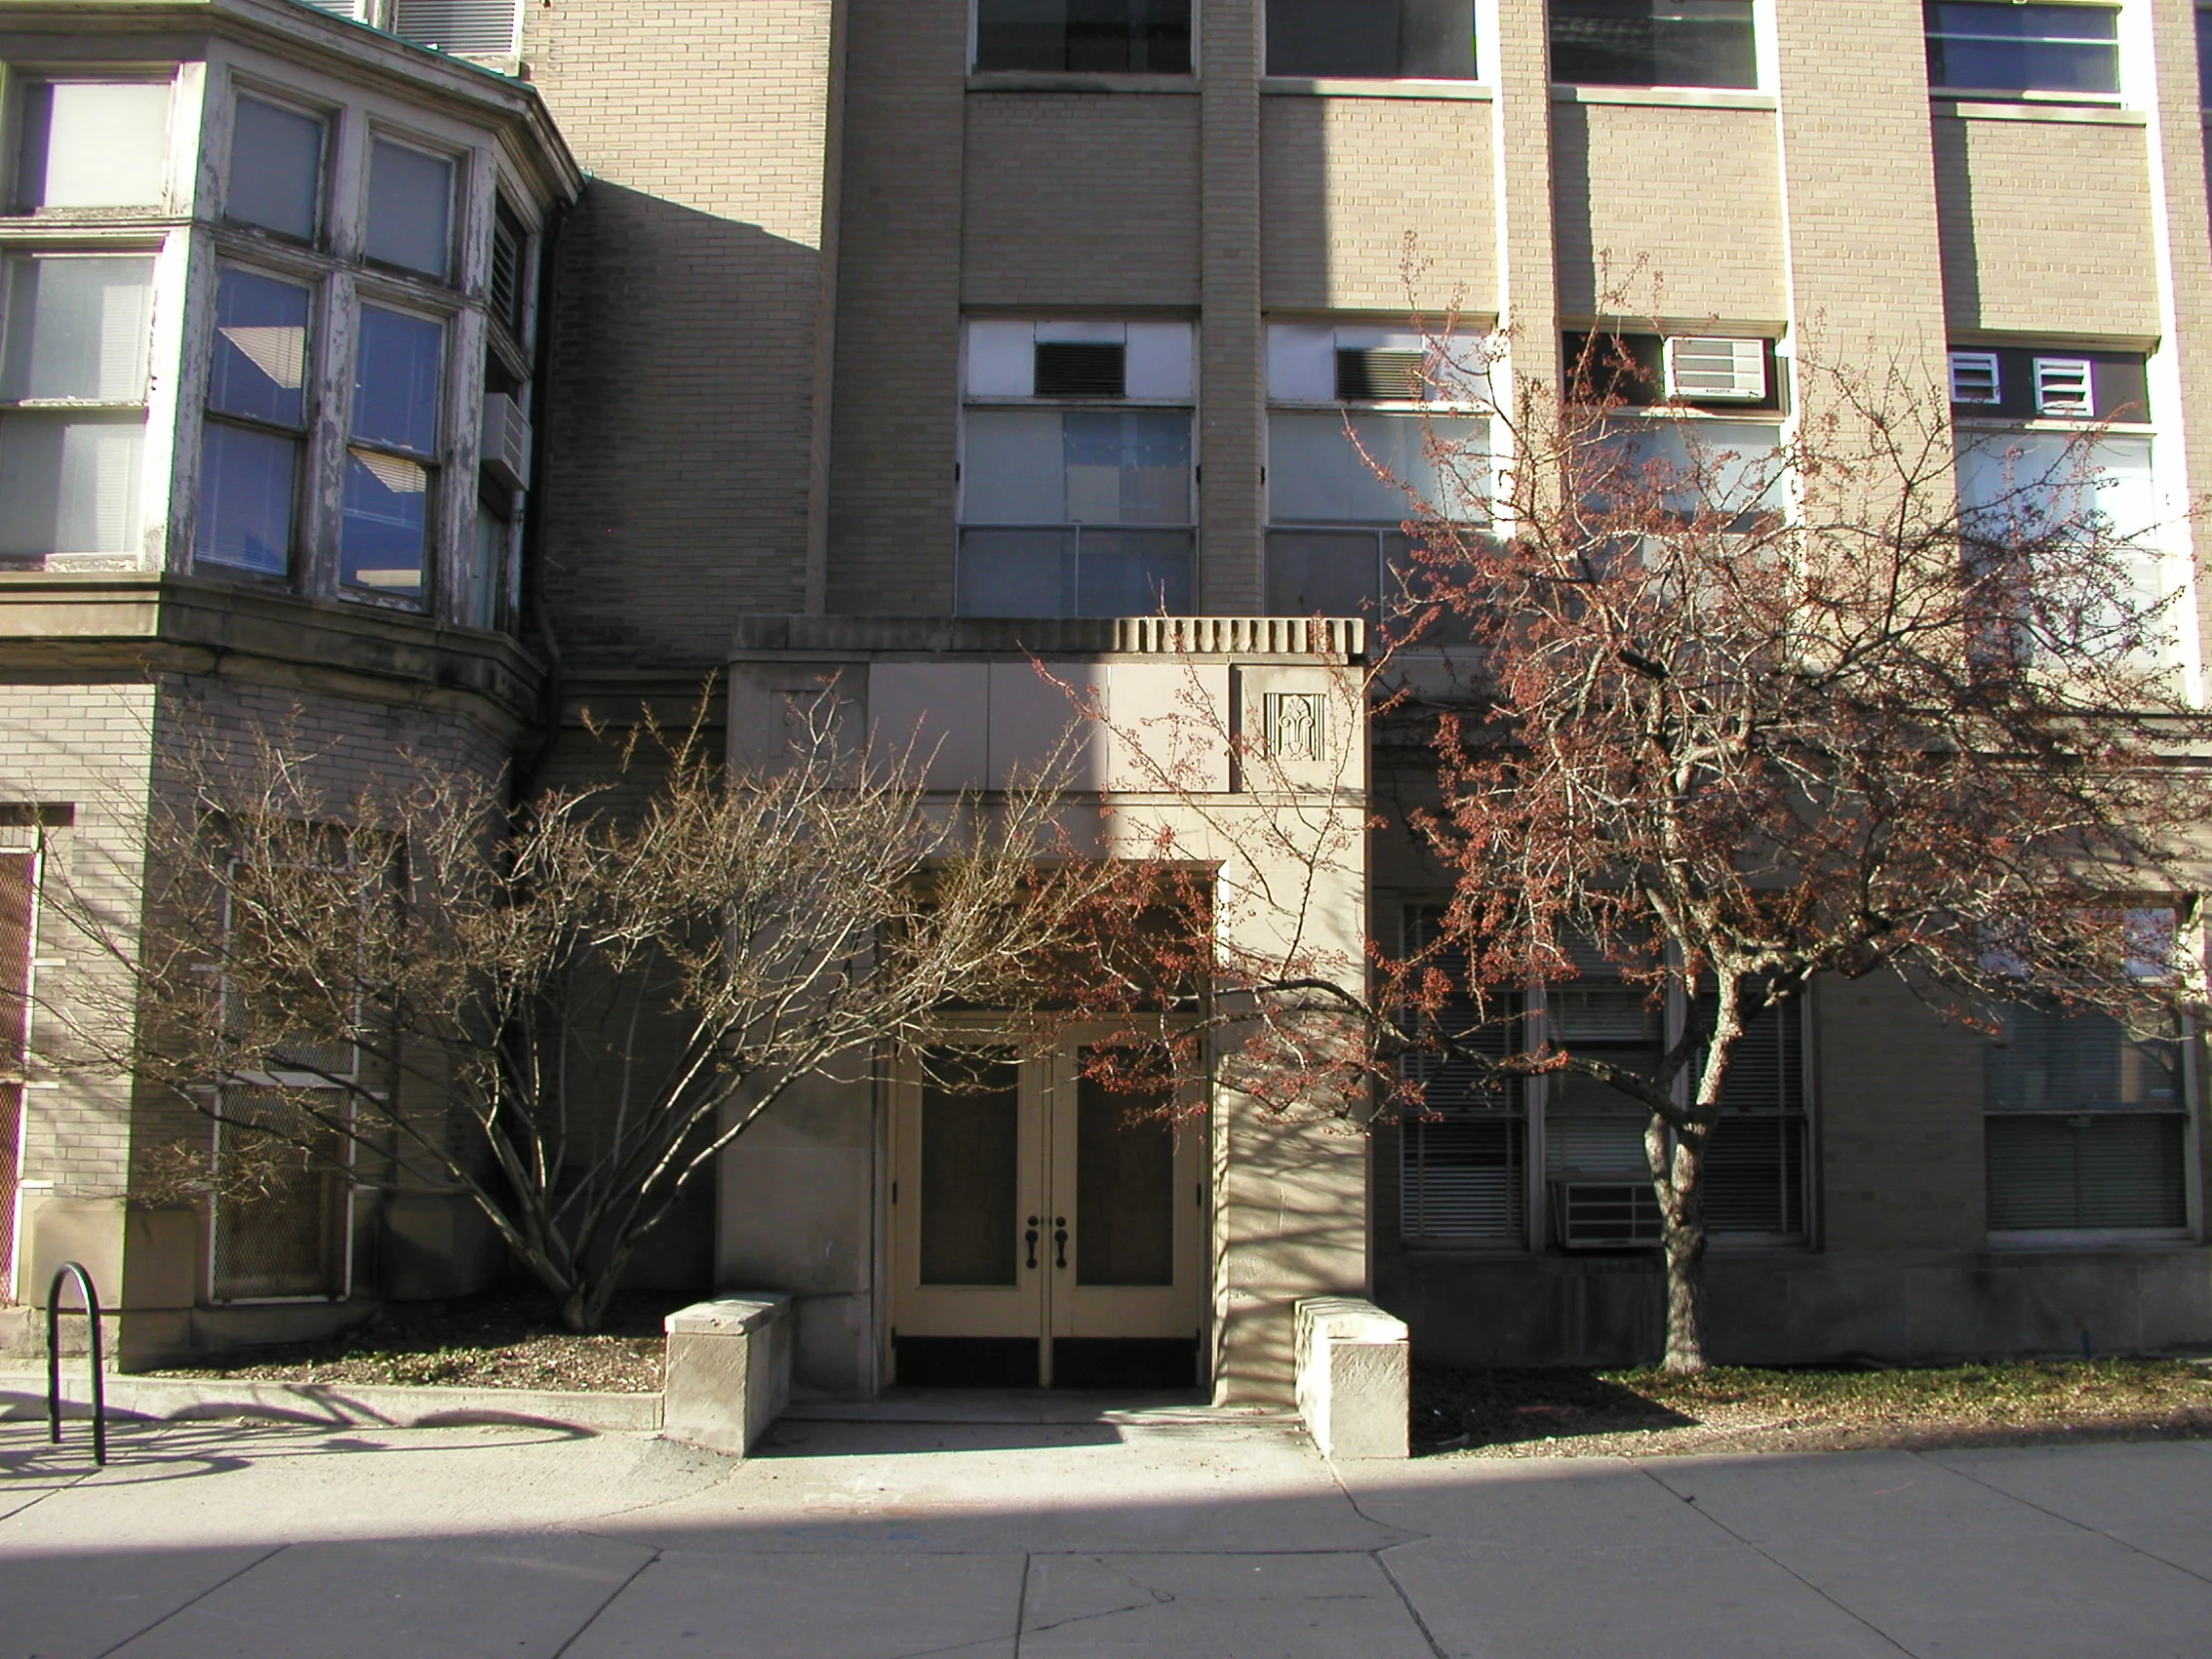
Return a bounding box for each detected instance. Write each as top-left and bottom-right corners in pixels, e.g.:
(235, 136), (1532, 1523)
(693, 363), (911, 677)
(0, 1371), (662, 1432)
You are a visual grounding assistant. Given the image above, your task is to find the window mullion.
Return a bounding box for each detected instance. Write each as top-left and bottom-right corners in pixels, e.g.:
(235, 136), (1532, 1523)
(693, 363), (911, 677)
(304, 268), (355, 600)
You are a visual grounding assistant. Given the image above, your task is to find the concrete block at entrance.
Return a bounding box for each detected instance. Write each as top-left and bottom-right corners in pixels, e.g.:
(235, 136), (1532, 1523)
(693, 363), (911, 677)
(663, 1294), (794, 1457)
(1296, 1297), (1408, 1460)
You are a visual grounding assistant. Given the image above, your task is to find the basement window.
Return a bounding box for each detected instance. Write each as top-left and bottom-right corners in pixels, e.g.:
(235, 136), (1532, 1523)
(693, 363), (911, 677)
(1267, 0), (1477, 79)
(973, 0), (1194, 74)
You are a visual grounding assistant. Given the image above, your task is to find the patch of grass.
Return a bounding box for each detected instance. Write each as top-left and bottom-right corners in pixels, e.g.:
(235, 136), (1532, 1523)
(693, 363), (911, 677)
(145, 1291), (680, 1394)
(1414, 1358), (2212, 1458)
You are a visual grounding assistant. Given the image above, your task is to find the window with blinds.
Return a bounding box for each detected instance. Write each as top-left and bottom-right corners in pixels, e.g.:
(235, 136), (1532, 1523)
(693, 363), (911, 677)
(1398, 905), (1525, 1245)
(1984, 1002), (2188, 1234)
(1701, 996), (1809, 1240)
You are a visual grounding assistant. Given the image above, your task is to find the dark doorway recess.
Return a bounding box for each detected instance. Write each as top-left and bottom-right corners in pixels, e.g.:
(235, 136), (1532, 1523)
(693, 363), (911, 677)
(893, 1336), (1039, 1387)
(1052, 1337), (1198, 1389)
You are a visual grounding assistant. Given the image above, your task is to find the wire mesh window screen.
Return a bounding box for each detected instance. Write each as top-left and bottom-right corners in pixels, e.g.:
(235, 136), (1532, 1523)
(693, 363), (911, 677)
(209, 1090), (351, 1301)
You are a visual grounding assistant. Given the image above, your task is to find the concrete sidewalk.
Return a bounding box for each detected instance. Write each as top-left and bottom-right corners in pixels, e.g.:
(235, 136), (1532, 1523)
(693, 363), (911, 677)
(3, 1407), (2210, 1658)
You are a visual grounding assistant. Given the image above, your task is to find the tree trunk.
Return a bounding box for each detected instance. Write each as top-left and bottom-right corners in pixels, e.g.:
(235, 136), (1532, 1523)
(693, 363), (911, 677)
(1652, 1112), (1710, 1374)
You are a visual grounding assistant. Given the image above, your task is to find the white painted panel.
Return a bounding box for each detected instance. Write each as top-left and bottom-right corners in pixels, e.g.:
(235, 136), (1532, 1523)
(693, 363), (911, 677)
(868, 662), (990, 792)
(964, 320), (1035, 397)
(1106, 662), (1232, 794)
(1125, 321), (1194, 401)
(1268, 323), (1334, 401)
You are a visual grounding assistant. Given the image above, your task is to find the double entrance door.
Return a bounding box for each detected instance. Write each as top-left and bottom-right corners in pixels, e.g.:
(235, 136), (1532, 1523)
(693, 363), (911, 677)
(890, 1035), (1206, 1389)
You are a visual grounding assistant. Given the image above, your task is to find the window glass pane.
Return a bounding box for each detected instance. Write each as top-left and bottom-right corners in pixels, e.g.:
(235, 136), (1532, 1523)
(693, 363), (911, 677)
(365, 140), (452, 278)
(197, 422), (295, 574)
(351, 305), (442, 455)
(228, 98), (323, 242)
(963, 408), (1067, 523)
(1549, 0), (1758, 89)
(1075, 1066), (1175, 1287)
(1074, 527), (1193, 614)
(0, 257), (154, 402)
(209, 269), (310, 428)
(1063, 410), (1191, 525)
(1267, 527), (1383, 616)
(1925, 2), (2119, 94)
(1987, 1113), (2185, 1230)
(919, 1052), (1021, 1287)
(1596, 418), (1783, 516)
(16, 81), (170, 209)
(1271, 411), (1484, 522)
(975, 0), (1193, 73)
(0, 412), (143, 554)
(1984, 1003), (2180, 1112)
(464, 502), (504, 628)
(1957, 431), (2156, 545)
(2200, 4), (2212, 107)
(958, 526), (1077, 615)
(1269, 0), (1477, 78)
(340, 449), (429, 597)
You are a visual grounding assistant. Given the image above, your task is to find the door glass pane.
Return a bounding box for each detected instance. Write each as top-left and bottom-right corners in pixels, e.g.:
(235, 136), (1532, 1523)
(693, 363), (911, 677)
(17, 82), (170, 209)
(199, 422), (296, 574)
(352, 305), (443, 454)
(1076, 1065), (1175, 1287)
(919, 1050), (1021, 1287)
(0, 412), (143, 555)
(1, 257), (155, 402)
(229, 97), (323, 243)
(365, 140), (453, 278)
(210, 269), (310, 427)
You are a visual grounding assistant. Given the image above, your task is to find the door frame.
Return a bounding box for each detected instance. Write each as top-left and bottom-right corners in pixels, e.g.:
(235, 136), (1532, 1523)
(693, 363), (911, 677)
(881, 1019), (1212, 1389)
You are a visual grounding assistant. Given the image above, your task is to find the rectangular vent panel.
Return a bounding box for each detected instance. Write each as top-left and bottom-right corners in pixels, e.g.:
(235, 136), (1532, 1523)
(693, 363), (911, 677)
(1034, 341), (1126, 398)
(1949, 350), (2001, 405)
(392, 0), (520, 54)
(1337, 347), (1425, 401)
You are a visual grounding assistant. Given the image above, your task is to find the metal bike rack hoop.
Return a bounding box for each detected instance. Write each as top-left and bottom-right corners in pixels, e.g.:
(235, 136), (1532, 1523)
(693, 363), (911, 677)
(45, 1261), (106, 1467)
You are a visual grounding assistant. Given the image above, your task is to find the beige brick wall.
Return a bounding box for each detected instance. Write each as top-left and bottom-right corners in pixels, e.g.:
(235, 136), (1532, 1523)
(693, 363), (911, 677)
(1935, 114), (2159, 337)
(524, 0), (839, 662)
(1815, 976), (1985, 1253)
(963, 93), (1203, 308)
(825, 0), (968, 616)
(1554, 103), (1785, 322)
(1259, 94), (1495, 313)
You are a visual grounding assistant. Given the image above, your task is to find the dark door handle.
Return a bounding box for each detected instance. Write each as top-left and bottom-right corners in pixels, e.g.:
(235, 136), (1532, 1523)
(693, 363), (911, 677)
(1053, 1216), (1068, 1270)
(1025, 1216), (1039, 1271)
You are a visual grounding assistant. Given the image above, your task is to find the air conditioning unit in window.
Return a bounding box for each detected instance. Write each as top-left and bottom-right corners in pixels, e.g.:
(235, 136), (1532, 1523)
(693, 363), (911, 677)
(1664, 335), (1767, 402)
(1552, 1180), (1663, 1249)
(480, 392), (531, 491)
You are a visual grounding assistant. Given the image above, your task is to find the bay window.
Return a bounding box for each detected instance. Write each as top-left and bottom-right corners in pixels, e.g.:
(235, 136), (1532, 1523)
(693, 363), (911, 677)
(14, 79), (172, 211)
(0, 254), (153, 558)
(198, 269), (312, 577)
(957, 319), (1195, 617)
(227, 97), (325, 245)
(341, 305), (443, 600)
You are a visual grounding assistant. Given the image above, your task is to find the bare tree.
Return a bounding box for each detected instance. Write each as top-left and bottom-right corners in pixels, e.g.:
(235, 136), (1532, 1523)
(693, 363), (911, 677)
(40, 697), (1105, 1332)
(1071, 319), (2212, 1374)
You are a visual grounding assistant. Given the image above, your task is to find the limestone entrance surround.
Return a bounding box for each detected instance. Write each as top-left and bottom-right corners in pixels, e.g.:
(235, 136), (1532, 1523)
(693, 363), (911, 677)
(720, 616), (1371, 1405)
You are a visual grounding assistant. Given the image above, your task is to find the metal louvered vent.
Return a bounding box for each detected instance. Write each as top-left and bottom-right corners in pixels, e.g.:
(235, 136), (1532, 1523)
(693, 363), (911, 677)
(393, 0), (520, 54)
(490, 205), (524, 331)
(296, 0), (375, 17)
(1337, 347), (1425, 401)
(1949, 350), (2001, 405)
(2033, 357), (2094, 418)
(1033, 342), (1125, 399)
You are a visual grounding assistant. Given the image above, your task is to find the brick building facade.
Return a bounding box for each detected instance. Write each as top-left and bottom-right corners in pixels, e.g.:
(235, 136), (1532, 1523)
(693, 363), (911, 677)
(4, 0), (2211, 1395)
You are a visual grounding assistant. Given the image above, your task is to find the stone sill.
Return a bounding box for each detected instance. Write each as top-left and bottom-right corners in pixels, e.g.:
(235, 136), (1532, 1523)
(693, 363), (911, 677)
(1261, 77), (1490, 101)
(1936, 97), (2145, 127)
(1550, 84), (1774, 111)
